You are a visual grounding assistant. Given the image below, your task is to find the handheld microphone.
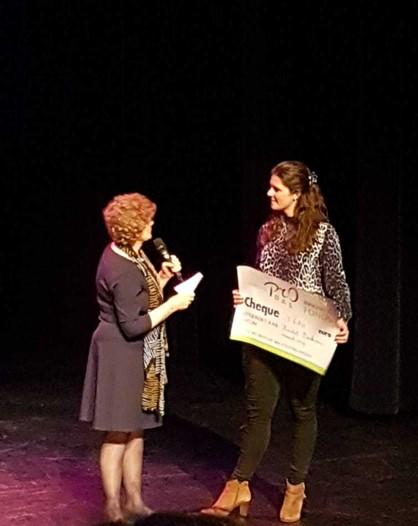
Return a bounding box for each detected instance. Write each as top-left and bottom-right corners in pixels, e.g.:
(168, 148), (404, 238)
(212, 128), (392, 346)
(153, 237), (184, 282)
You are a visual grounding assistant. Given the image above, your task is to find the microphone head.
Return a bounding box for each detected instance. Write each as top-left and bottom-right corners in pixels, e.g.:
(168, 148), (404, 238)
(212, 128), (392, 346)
(153, 237), (166, 251)
(153, 237), (170, 260)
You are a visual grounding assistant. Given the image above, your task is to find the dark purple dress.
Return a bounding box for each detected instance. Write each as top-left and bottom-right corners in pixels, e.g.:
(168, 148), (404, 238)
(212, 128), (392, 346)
(80, 245), (162, 431)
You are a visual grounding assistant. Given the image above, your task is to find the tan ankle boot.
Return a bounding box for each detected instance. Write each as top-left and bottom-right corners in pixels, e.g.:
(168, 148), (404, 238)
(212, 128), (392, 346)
(201, 479), (252, 517)
(279, 480), (306, 523)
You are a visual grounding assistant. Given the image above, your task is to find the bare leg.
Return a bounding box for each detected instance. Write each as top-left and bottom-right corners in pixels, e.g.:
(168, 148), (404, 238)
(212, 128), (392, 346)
(123, 431), (151, 516)
(100, 431), (128, 522)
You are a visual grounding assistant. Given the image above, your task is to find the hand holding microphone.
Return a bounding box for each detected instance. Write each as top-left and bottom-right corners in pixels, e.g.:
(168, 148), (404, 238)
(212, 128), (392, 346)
(153, 237), (184, 283)
(152, 237), (194, 312)
(160, 255), (182, 280)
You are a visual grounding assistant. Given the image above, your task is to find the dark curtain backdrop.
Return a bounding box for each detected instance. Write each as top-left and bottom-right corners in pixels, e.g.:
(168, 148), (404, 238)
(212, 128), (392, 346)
(3, 2), (418, 413)
(350, 7), (418, 414)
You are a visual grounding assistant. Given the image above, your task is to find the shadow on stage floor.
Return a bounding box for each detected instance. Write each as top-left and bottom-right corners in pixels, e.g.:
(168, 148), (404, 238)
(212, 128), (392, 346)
(0, 364), (417, 526)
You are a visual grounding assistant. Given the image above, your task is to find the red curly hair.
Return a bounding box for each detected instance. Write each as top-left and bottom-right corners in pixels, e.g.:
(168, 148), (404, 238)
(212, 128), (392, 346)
(103, 193), (156, 248)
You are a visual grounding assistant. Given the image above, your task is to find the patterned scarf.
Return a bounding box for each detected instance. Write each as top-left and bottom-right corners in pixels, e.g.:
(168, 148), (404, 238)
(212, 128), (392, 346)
(120, 245), (169, 416)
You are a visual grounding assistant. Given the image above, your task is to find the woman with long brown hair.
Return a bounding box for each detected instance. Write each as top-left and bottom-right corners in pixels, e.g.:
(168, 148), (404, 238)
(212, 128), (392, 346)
(202, 161), (351, 523)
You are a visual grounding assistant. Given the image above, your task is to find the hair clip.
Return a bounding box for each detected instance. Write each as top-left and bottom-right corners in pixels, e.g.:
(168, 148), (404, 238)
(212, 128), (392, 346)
(308, 170), (318, 186)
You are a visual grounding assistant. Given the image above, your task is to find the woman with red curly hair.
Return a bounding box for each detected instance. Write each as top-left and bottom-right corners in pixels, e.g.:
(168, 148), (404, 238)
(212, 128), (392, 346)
(80, 193), (194, 524)
(202, 161), (352, 523)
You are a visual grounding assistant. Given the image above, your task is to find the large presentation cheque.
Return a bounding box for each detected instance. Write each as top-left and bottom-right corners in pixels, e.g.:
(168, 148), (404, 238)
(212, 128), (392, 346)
(230, 266), (339, 375)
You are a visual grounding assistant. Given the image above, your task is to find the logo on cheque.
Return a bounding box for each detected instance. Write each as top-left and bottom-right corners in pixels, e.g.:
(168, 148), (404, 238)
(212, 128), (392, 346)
(263, 281), (299, 303)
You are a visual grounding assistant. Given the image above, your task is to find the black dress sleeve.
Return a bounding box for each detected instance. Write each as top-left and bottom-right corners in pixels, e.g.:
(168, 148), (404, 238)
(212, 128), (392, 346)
(111, 266), (152, 340)
(320, 224), (352, 321)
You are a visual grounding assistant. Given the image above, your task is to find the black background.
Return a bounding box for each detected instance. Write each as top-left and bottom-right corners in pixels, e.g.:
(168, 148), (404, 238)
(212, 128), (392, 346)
(3, 2), (418, 412)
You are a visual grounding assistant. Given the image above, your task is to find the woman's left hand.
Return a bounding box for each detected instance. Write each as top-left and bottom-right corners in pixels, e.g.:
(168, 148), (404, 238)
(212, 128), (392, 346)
(159, 255), (182, 281)
(335, 318), (349, 344)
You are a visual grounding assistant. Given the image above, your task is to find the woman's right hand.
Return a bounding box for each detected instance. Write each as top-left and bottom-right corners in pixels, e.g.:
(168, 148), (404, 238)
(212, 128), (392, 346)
(169, 292), (195, 311)
(232, 289), (244, 307)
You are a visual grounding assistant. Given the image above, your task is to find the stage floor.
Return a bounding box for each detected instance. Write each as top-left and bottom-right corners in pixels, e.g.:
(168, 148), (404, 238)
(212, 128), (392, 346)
(1, 364), (417, 526)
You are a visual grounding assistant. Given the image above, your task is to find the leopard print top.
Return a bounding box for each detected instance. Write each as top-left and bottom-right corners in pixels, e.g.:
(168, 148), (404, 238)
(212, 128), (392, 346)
(256, 216), (352, 321)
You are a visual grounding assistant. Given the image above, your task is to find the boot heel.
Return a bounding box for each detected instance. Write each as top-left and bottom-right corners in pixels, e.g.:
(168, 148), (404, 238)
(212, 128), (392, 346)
(239, 501), (250, 517)
(201, 479), (252, 518)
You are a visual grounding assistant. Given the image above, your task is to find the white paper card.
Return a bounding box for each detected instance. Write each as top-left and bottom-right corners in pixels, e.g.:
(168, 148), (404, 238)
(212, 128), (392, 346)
(174, 272), (203, 293)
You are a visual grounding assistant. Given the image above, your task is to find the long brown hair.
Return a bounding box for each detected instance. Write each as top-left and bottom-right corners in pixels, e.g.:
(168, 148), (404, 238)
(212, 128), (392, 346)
(263, 160), (328, 253)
